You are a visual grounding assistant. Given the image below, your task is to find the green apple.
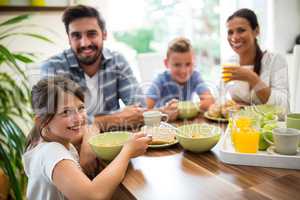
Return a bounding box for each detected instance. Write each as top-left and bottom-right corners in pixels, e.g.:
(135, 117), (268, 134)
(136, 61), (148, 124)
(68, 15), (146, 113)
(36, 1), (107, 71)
(264, 112), (275, 120)
(261, 113), (278, 127)
(259, 130), (273, 150)
(262, 122), (278, 131)
(259, 122), (277, 150)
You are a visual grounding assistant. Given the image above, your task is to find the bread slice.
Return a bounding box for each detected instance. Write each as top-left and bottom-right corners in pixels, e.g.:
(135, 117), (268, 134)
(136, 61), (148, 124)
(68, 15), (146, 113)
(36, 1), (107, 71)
(142, 127), (176, 145)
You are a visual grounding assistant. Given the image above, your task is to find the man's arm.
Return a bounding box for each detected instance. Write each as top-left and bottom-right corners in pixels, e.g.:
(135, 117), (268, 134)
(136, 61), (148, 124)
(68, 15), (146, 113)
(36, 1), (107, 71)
(94, 105), (146, 131)
(92, 53), (145, 130)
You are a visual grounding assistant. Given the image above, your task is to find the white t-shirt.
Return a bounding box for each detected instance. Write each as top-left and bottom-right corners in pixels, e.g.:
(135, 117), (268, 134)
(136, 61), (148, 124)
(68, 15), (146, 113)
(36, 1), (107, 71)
(226, 52), (289, 112)
(84, 71), (104, 123)
(23, 142), (80, 200)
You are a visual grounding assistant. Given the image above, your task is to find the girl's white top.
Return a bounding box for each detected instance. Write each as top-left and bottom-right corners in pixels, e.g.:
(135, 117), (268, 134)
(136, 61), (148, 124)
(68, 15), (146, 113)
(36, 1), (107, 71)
(23, 142), (80, 200)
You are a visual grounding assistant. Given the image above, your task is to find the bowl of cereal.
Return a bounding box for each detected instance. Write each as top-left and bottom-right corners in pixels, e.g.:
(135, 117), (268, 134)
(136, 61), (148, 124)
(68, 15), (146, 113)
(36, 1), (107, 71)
(176, 124), (221, 152)
(88, 131), (131, 161)
(178, 101), (199, 119)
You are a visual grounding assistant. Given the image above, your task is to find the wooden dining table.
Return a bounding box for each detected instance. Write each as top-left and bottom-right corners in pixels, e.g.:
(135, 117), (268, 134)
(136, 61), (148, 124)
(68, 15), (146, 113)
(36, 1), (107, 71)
(112, 114), (300, 200)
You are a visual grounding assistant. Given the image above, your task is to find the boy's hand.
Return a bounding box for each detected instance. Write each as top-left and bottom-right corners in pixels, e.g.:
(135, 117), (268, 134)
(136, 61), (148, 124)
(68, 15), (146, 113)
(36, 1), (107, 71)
(161, 99), (179, 121)
(199, 92), (215, 111)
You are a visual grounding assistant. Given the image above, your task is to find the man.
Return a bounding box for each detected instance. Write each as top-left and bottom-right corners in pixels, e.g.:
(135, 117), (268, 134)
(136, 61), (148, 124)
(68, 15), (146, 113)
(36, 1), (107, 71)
(41, 5), (145, 131)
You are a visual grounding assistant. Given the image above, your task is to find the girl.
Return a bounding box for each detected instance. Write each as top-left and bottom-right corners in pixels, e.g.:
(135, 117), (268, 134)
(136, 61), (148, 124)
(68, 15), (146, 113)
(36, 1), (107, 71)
(223, 8), (289, 111)
(23, 76), (151, 200)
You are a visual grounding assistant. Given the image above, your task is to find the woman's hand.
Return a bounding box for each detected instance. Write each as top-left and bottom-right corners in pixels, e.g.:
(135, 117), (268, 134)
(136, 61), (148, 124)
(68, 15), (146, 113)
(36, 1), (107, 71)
(122, 132), (152, 158)
(223, 66), (260, 88)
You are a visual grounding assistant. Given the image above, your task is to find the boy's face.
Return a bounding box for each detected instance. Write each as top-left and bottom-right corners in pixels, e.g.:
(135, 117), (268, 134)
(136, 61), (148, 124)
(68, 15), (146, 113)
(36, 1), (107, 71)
(165, 51), (195, 85)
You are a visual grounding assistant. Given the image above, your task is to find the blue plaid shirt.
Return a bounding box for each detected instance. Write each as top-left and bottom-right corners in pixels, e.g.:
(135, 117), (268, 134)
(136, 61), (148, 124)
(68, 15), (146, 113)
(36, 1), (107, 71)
(146, 70), (209, 107)
(40, 48), (144, 118)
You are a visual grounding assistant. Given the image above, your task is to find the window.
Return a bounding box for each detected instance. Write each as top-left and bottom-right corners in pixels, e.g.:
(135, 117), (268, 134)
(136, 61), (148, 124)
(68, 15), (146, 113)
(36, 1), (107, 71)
(81, 0), (220, 84)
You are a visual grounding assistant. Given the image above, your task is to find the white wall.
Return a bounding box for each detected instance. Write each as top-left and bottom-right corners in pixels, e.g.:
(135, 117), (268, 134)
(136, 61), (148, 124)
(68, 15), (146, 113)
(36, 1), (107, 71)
(0, 11), (69, 61)
(2, 0), (300, 85)
(272, 0), (300, 54)
(0, 11), (68, 86)
(220, 0), (300, 57)
(0, 8), (141, 85)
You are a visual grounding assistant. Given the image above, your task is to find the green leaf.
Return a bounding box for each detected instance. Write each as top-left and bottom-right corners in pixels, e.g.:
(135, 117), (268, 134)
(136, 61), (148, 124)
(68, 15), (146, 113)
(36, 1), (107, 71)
(0, 13), (53, 199)
(0, 73), (30, 117)
(0, 145), (23, 200)
(0, 14), (30, 27)
(0, 32), (54, 43)
(13, 54), (34, 63)
(21, 33), (54, 43)
(0, 45), (27, 79)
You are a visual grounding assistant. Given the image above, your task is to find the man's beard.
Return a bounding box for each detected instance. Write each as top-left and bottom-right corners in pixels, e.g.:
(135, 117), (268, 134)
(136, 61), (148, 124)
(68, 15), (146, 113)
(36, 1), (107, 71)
(75, 45), (102, 65)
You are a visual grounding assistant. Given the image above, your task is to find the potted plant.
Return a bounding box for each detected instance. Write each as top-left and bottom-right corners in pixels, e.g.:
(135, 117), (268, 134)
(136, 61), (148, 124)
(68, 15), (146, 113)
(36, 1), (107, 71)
(0, 14), (53, 200)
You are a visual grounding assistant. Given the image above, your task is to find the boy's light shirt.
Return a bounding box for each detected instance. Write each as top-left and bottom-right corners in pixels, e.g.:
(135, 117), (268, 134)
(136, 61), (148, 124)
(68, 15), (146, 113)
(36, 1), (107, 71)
(146, 70), (209, 107)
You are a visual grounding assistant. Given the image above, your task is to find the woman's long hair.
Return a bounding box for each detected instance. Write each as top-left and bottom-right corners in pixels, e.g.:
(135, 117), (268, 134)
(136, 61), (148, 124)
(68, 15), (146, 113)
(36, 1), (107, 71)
(25, 76), (84, 150)
(227, 8), (263, 75)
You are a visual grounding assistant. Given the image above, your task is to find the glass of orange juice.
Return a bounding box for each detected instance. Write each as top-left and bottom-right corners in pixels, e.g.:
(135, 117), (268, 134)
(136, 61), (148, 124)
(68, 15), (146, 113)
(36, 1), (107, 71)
(231, 116), (251, 146)
(221, 56), (240, 83)
(222, 63), (240, 82)
(231, 115), (260, 153)
(234, 126), (259, 153)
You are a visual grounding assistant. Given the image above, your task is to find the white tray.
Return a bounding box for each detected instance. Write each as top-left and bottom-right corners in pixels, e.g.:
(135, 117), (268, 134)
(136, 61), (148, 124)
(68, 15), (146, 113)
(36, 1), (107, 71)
(219, 127), (300, 170)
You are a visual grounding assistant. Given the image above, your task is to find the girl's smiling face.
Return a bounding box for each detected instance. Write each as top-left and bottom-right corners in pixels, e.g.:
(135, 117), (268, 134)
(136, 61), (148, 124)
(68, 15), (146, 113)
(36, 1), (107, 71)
(45, 92), (87, 144)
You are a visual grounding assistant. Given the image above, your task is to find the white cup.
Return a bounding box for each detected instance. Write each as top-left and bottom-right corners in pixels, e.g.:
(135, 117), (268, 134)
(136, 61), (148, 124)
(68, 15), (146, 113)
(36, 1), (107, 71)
(263, 128), (300, 155)
(143, 111), (169, 127)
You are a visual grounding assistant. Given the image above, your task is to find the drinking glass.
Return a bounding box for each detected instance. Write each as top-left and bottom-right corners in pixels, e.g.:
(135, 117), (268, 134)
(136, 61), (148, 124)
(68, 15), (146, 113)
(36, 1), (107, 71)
(222, 56), (240, 83)
(231, 114), (260, 153)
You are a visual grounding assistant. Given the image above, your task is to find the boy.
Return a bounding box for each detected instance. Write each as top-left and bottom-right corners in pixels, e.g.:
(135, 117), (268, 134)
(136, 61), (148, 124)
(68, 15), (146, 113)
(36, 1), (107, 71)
(146, 37), (214, 113)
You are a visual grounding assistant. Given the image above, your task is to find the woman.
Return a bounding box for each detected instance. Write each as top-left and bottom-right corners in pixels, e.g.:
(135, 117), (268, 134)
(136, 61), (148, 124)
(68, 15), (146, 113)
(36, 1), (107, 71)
(223, 8), (289, 111)
(23, 76), (151, 200)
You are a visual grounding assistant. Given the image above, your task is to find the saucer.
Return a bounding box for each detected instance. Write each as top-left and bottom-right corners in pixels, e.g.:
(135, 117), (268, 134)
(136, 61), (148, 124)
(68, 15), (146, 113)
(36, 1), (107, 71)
(267, 146), (300, 156)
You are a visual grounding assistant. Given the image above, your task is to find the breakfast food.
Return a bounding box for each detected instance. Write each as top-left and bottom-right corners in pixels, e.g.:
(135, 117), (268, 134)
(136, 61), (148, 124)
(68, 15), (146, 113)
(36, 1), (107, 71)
(207, 100), (240, 119)
(190, 132), (211, 139)
(150, 137), (176, 145)
(149, 131), (176, 145)
(99, 142), (123, 147)
(177, 101), (199, 119)
(176, 124), (221, 152)
(142, 127), (176, 145)
(207, 104), (221, 118)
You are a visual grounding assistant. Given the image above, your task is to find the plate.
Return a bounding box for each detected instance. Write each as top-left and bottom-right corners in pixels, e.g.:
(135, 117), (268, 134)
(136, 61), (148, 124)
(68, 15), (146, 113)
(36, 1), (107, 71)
(203, 111), (228, 123)
(148, 139), (178, 148)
